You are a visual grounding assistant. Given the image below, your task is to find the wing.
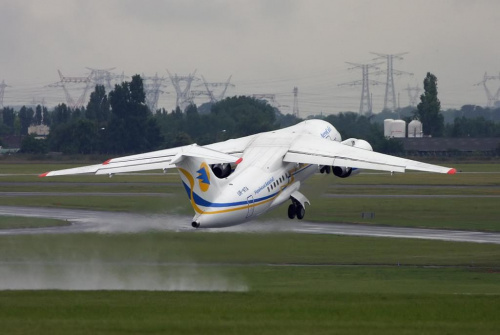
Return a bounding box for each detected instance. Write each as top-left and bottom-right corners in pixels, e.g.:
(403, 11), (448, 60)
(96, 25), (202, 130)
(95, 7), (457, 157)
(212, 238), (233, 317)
(204, 133), (258, 155)
(283, 134), (456, 174)
(40, 144), (243, 177)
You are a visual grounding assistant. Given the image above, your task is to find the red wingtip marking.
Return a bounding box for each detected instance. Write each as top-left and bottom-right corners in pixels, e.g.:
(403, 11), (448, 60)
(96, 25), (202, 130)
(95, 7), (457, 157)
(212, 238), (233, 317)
(447, 168), (457, 175)
(39, 172), (49, 178)
(236, 158), (243, 165)
(102, 159), (112, 165)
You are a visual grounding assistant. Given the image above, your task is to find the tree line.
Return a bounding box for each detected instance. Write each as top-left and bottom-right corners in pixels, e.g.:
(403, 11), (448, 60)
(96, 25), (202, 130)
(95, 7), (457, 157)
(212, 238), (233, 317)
(1, 73), (500, 156)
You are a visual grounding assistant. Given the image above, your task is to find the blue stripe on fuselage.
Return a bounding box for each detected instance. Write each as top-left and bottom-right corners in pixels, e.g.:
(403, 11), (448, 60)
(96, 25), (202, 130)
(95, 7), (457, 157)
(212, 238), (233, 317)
(182, 181), (278, 208)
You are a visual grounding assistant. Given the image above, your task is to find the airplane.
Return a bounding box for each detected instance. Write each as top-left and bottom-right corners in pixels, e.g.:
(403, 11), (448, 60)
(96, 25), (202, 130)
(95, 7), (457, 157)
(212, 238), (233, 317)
(39, 119), (456, 228)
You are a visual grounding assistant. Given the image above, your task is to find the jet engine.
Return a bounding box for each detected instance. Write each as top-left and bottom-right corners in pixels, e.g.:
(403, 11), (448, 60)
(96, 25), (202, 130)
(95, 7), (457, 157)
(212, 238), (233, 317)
(211, 163), (232, 178)
(332, 166), (352, 178)
(330, 138), (373, 178)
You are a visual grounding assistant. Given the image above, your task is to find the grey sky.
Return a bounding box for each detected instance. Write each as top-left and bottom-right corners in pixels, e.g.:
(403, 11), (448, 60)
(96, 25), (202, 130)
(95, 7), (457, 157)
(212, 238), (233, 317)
(1, 0), (499, 116)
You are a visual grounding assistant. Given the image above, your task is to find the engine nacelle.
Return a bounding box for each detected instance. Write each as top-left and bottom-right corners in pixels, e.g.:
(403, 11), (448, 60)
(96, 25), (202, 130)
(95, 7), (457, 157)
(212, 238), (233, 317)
(331, 138), (373, 178)
(211, 163), (232, 179)
(341, 138), (373, 151)
(332, 166), (352, 178)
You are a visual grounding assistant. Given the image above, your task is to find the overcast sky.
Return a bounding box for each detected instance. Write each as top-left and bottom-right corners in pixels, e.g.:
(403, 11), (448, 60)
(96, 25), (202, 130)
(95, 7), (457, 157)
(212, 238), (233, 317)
(1, 0), (499, 117)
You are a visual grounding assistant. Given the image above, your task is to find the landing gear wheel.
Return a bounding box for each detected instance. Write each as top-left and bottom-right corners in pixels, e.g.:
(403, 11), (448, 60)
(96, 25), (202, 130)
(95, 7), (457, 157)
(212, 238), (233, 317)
(287, 204), (296, 219)
(296, 205), (305, 220)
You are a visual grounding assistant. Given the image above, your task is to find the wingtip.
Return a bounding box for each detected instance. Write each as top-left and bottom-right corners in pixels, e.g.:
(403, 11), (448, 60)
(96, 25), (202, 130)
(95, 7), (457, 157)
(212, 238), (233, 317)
(102, 159), (112, 165)
(38, 172), (50, 178)
(447, 168), (457, 175)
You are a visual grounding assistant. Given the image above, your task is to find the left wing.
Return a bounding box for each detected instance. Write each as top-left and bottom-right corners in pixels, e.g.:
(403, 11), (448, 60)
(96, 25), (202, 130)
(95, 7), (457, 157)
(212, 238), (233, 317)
(40, 144), (242, 177)
(283, 134), (456, 174)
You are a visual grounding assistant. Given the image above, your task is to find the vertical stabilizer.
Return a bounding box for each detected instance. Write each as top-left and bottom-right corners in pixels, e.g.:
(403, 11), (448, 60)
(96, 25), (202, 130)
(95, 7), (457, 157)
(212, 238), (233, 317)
(175, 156), (226, 215)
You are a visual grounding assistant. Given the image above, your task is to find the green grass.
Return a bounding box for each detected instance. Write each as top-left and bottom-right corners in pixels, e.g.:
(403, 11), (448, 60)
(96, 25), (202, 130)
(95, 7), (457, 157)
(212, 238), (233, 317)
(2, 233), (499, 267)
(0, 216), (69, 229)
(1, 161), (500, 334)
(0, 289), (498, 335)
(306, 197), (500, 231)
(1, 232), (500, 334)
(0, 217), (499, 334)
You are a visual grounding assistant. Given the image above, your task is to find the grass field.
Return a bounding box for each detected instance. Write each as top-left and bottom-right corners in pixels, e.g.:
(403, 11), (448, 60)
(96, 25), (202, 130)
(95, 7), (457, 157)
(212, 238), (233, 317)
(0, 216), (69, 229)
(1, 161), (500, 334)
(1, 232), (500, 334)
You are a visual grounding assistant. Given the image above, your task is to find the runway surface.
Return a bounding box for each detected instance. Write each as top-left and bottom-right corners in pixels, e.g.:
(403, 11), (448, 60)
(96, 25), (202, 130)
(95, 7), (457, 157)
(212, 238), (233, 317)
(1, 205), (500, 244)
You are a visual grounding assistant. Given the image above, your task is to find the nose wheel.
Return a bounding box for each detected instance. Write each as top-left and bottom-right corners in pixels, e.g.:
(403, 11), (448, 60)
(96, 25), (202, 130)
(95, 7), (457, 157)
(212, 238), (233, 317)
(287, 201), (305, 220)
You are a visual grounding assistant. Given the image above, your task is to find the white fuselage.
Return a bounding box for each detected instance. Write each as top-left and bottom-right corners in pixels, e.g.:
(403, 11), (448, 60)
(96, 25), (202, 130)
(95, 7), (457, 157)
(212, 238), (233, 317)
(186, 120), (341, 228)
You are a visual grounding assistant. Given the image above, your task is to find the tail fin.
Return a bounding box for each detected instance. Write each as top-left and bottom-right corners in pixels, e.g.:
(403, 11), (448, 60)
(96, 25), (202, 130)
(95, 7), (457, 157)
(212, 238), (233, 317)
(176, 156), (228, 215)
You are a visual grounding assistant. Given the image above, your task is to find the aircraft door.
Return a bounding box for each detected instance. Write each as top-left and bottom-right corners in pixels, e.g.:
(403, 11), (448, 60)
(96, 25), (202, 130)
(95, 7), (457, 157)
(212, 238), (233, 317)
(246, 195), (255, 218)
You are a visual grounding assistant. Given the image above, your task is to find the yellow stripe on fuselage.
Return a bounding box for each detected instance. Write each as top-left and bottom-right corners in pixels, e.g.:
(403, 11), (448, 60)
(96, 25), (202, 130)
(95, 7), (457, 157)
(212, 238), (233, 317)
(178, 164), (311, 215)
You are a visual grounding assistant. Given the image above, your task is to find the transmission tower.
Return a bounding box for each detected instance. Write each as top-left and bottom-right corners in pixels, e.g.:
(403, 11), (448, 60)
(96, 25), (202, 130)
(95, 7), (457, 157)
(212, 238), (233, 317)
(371, 52), (413, 112)
(474, 72), (500, 107)
(86, 67), (119, 92)
(142, 73), (167, 112)
(48, 70), (92, 109)
(339, 62), (384, 115)
(167, 69), (198, 111)
(292, 87), (299, 118)
(201, 75), (235, 104)
(0, 80), (10, 108)
(404, 84), (421, 107)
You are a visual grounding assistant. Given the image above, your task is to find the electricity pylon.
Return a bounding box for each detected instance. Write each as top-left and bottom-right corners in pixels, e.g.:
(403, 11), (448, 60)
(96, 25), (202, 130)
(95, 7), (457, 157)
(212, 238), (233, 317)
(167, 69), (198, 111)
(339, 62), (384, 115)
(142, 73), (167, 112)
(404, 84), (421, 107)
(292, 87), (299, 118)
(86, 67), (117, 92)
(371, 52), (413, 112)
(48, 70), (92, 109)
(0, 80), (10, 108)
(474, 72), (500, 107)
(201, 75), (234, 104)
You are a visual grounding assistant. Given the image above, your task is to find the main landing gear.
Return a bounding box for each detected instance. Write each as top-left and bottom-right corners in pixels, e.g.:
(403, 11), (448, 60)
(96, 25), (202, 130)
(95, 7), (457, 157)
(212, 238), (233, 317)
(287, 199), (305, 220)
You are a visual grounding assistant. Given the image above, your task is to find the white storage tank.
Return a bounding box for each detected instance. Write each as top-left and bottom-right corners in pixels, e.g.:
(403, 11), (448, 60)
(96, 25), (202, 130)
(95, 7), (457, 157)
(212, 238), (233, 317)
(408, 120), (423, 138)
(391, 120), (406, 138)
(384, 119), (394, 137)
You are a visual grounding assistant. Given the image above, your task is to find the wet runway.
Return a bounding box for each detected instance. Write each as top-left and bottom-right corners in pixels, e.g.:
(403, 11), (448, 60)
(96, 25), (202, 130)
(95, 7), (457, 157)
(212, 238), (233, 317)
(1, 205), (500, 244)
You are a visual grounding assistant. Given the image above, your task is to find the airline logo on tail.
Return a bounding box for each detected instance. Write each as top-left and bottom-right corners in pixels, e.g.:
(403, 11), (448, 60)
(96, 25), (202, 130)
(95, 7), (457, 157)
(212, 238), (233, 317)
(196, 162), (211, 192)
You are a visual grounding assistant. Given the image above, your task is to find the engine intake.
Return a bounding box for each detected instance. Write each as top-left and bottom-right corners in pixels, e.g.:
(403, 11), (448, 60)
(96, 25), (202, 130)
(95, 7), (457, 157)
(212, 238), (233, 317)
(332, 166), (352, 178)
(211, 163), (232, 179)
